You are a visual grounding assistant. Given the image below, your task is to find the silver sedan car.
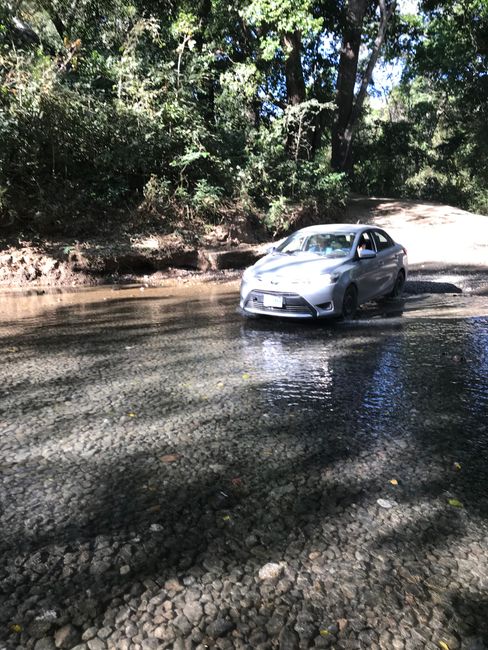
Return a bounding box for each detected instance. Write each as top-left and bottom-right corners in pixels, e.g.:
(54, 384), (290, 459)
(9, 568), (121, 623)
(240, 224), (408, 319)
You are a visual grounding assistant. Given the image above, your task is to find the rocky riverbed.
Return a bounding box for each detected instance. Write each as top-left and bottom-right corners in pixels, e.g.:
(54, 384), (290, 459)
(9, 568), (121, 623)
(1, 284), (488, 650)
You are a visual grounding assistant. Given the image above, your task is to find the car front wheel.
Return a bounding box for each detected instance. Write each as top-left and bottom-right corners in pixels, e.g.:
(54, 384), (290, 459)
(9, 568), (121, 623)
(342, 285), (358, 319)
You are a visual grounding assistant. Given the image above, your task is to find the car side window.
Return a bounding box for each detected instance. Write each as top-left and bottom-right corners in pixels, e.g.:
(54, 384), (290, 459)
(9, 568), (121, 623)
(372, 230), (393, 251)
(357, 232), (374, 253)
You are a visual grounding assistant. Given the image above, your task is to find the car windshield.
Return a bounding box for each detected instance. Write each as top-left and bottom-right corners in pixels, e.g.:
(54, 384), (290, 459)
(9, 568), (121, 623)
(277, 232), (355, 258)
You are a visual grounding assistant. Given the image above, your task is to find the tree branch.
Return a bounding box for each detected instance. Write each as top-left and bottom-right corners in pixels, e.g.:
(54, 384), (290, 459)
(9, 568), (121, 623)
(350, 0), (397, 127)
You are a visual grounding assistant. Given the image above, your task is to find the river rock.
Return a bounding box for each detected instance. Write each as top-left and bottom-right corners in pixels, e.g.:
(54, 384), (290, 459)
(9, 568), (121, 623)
(206, 618), (235, 639)
(54, 624), (80, 648)
(258, 562), (284, 581)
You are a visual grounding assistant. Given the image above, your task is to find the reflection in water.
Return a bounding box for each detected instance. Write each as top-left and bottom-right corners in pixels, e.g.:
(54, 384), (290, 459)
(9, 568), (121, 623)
(239, 313), (488, 467)
(360, 339), (408, 427)
(242, 331), (335, 411)
(464, 317), (488, 415)
(239, 318), (414, 449)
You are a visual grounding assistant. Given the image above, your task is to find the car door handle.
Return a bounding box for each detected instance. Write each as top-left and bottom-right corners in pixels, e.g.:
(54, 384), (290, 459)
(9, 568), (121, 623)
(378, 261), (385, 266)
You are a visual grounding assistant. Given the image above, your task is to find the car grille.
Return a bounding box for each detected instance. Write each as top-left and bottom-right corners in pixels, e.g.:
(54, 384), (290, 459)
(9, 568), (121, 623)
(245, 290), (315, 316)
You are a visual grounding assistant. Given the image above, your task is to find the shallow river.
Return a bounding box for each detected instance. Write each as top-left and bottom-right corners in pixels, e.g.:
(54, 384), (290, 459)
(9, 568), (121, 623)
(1, 282), (488, 650)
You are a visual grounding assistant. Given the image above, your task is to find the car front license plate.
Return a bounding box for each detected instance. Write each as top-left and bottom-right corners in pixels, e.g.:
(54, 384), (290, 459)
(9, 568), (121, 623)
(263, 293), (283, 308)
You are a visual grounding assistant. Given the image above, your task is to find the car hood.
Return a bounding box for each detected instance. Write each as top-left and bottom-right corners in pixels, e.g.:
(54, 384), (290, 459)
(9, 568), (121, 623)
(250, 252), (347, 279)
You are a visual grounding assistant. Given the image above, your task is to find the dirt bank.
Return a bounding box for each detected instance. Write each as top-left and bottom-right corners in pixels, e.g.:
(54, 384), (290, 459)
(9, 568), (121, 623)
(1, 197), (487, 289)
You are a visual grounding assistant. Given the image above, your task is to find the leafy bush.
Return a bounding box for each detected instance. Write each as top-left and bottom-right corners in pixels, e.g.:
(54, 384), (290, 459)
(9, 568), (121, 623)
(191, 180), (224, 217)
(470, 189), (488, 215)
(264, 196), (289, 235)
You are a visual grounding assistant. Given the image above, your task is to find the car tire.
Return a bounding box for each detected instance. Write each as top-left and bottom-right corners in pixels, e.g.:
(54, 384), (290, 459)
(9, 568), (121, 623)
(387, 270), (406, 299)
(342, 285), (358, 319)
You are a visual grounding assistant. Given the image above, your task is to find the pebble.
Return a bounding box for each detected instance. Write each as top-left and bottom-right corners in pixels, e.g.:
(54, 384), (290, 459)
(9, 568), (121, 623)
(54, 624), (80, 649)
(206, 619), (235, 639)
(377, 498), (396, 509)
(258, 562), (284, 581)
(34, 639), (56, 650)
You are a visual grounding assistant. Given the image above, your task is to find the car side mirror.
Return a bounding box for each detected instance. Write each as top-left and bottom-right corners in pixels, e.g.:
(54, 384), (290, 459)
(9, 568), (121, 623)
(358, 249), (376, 259)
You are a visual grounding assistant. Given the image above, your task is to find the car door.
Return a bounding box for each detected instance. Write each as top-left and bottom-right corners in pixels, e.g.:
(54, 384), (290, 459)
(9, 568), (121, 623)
(371, 229), (399, 297)
(353, 231), (382, 302)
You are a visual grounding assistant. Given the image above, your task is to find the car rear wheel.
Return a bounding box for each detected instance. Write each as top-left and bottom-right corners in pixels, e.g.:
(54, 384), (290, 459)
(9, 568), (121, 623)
(387, 270), (406, 298)
(342, 285), (358, 319)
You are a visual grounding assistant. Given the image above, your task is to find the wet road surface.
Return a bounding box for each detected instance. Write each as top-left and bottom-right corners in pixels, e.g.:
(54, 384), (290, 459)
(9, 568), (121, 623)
(1, 282), (488, 650)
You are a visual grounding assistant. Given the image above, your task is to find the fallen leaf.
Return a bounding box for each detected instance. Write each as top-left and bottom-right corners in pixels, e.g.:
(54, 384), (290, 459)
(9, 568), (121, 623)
(242, 373), (250, 380)
(230, 477), (242, 486)
(10, 624), (22, 633)
(337, 618), (348, 632)
(453, 462), (462, 471)
(319, 629), (330, 637)
(6, 347), (19, 353)
(438, 641), (449, 650)
(222, 515), (231, 521)
(160, 454), (180, 463)
(146, 505), (161, 513)
(389, 479), (398, 486)
(128, 412), (136, 417)
(447, 498), (463, 508)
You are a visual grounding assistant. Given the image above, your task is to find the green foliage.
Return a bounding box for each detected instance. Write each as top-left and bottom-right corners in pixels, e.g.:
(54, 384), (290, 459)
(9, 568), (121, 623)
(353, 61), (488, 215)
(191, 179), (224, 216)
(264, 196), (289, 234)
(142, 174), (172, 213)
(242, 0), (323, 60)
(2, 0), (487, 243)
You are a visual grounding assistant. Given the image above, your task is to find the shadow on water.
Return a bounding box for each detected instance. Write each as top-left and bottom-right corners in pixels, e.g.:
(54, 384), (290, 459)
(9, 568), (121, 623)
(0, 285), (487, 645)
(405, 279), (462, 294)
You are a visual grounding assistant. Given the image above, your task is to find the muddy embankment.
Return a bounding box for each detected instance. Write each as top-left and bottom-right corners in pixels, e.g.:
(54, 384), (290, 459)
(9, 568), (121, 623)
(1, 198), (487, 289)
(0, 239), (266, 289)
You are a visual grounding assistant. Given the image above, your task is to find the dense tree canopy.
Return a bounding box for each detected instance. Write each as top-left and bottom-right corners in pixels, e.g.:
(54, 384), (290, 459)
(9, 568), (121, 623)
(0, 0), (486, 238)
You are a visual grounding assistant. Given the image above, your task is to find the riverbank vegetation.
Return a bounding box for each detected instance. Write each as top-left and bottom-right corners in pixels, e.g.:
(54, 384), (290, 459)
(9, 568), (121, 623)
(1, 0), (487, 242)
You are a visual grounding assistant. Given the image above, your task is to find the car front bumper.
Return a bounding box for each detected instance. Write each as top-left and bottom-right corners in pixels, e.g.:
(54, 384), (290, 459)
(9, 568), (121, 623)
(239, 279), (342, 319)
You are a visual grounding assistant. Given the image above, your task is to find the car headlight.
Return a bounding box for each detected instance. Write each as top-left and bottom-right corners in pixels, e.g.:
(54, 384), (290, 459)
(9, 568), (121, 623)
(321, 272), (340, 284)
(291, 272), (339, 286)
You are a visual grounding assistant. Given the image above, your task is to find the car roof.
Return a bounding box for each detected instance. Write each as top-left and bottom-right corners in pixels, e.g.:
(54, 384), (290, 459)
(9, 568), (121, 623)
(293, 223), (380, 235)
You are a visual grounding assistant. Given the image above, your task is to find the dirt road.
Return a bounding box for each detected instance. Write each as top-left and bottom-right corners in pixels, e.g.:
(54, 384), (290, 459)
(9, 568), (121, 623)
(346, 197), (488, 270)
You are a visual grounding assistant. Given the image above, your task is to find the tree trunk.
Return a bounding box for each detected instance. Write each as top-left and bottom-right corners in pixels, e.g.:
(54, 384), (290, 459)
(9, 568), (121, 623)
(196, 0), (216, 123)
(282, 30), (311, 158)
(332, 0), (369, 172)
(282, 31), (306, 106)
(332, 0), (397, 173)
(40, 1), (67, 40)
